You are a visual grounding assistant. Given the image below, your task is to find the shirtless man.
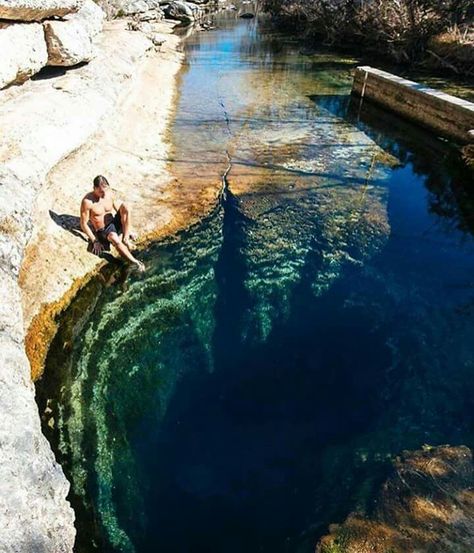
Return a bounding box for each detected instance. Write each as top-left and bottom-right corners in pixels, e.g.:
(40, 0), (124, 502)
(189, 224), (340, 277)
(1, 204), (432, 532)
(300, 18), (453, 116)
(80, 175), (145, 271)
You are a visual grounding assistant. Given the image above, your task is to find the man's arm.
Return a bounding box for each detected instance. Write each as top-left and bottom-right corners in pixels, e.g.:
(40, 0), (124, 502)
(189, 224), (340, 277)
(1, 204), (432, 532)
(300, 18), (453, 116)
(112, 192), (123, 213)
(80, 199), (99, 244)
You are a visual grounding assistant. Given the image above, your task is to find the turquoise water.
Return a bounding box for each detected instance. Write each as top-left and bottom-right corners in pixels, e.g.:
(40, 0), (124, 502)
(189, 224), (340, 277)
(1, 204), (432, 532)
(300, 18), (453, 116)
(37, 8), (474, 553)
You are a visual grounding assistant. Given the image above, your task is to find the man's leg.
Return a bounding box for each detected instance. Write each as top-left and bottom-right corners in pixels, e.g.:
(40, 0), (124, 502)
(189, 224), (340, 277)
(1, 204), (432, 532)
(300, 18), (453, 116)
(119, 203), (133, 248)
(108, 232), (144, 271)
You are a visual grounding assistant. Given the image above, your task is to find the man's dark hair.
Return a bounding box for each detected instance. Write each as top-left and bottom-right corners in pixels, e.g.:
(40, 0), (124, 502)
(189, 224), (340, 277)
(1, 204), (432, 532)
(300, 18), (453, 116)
(93, 175), (110, 188)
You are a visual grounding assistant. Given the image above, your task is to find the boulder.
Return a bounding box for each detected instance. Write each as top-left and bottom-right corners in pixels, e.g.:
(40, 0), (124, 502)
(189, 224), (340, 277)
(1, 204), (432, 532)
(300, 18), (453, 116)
(95, 0), (162, 17)
(164, 0), (200, 23)
(127, 19), (154, 33)
(0, 22), (48, 89)
(127, 20), (167, 46)
(43, 0), (105, 66)
(43, 18), (94, 66)
(144, 0), (164, 8)
(0, 0), (80, 21)
(94, 0), (119, 19)
(135, 8), (165, 21)
(122, 0), (148, 14)
(75, 0), (106, 36)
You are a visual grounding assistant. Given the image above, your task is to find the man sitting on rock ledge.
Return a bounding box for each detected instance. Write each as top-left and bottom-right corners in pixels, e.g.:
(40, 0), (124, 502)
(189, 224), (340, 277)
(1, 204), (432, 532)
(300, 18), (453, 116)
(80, 175), (145, 272)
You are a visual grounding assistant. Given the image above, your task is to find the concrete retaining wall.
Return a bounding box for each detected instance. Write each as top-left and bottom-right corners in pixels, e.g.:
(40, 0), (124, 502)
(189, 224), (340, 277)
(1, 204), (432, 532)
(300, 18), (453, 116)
(351, 66), (474, 144)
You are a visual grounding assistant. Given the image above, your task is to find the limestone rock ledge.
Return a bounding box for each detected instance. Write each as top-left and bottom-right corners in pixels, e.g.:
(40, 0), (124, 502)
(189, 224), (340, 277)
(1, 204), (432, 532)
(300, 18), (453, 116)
(0, 21), (48, 88)
(0, 0), (80, 21)
(43, 0), (105, 66)
(317, 445), (474, 553)
(0, 19), (182, 552)
(0, 294), (74, 553)
(0, 0), (105, 89)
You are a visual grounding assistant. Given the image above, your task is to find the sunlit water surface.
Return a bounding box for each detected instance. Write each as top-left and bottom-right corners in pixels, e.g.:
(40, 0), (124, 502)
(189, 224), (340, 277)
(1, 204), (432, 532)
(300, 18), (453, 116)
(37, 7), (474, 553)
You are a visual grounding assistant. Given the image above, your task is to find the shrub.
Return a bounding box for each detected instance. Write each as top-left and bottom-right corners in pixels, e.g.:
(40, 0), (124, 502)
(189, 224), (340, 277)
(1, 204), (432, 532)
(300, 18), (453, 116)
(263, 0), (474, 65)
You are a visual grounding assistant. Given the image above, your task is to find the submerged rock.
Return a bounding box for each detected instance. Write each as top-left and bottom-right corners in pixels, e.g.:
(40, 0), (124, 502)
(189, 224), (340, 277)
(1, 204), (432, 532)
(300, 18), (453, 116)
(317, 445), (474, 553)
(0, 0), (80, 21)
(0, 21), (48, 88)
(225, 101), (392, 341)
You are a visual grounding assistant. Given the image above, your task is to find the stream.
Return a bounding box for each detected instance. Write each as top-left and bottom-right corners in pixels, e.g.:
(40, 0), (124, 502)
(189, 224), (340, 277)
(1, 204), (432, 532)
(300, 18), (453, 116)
(37, 6), (474, 553)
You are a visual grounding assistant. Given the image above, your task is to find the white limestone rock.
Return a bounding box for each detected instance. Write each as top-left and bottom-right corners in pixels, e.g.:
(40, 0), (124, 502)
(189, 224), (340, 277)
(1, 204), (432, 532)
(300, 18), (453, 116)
(145, 0), (163, 7)
(135, 8), (165, 21)
(0, 22), (48, 89)
(75, 0), (106, 36)
(0, 0), (80, 21)
(0, 22), (174, 553)
(122, 0), (149, 14)
(43, 0), (105, 66)
(0, 335), (76, 553)
(44, 18), (94, 65)
(0, 169), (76, 552)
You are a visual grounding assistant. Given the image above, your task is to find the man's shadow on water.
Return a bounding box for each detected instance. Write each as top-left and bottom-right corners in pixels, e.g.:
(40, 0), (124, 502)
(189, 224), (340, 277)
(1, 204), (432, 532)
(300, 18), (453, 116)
(49, 210), (116, 264)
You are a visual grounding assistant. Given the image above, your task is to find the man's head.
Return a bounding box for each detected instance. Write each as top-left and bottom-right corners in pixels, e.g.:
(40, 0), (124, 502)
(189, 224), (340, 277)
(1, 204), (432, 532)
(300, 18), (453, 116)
(93, 175), (110, 198)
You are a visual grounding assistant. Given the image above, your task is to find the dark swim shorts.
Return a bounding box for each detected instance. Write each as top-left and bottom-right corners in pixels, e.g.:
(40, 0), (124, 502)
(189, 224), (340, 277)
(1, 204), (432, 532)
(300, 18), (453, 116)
(95, 213), (123, 248)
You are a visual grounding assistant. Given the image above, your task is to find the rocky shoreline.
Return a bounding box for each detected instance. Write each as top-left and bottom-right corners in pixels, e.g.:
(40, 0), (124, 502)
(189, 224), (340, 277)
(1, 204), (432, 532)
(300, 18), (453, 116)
(0, 0), (212, 548)
(18, 19), (184, 381)
(317, 445), (474, 553)
(1, 1), (473, 551)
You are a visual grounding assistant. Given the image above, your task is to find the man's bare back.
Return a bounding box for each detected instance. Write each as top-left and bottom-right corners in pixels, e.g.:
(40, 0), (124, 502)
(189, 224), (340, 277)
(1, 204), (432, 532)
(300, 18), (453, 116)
(80, 175), (145, 272)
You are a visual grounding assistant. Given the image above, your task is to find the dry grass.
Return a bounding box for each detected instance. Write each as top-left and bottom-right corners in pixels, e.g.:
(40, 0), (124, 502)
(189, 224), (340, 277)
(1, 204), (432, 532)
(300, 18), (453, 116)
(0, 215), (20, 237)
(462, 144), (474, 171)
(264, 0), (474, 71)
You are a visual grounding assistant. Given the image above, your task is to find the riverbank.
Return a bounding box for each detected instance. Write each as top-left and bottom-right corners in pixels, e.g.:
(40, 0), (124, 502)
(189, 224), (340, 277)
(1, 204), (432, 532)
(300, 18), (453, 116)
(2, 3), (473, 550)
(263, 0), (474, 78)
(0, 14), (196, 551)
(19, 19), (225, 383)
(19, 19), (185, 381)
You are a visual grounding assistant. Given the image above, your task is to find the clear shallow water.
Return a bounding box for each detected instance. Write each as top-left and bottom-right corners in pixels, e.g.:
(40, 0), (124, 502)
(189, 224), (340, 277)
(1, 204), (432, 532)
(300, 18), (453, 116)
(38, 8), (474, 553)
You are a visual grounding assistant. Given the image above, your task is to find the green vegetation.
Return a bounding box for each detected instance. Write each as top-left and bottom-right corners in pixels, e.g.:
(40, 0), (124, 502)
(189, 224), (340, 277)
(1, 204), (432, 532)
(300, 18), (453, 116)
(320, 527), (351, 553)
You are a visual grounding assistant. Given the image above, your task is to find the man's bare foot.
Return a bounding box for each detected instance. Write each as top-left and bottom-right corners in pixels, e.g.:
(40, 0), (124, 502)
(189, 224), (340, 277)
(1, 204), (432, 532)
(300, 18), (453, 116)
(134, 260), (146, 272)
(123, 237), (136, 251)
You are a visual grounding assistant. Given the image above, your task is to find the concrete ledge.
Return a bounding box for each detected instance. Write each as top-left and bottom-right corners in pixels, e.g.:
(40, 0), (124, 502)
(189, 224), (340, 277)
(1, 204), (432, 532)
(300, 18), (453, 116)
(351, 66), (474, 144)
